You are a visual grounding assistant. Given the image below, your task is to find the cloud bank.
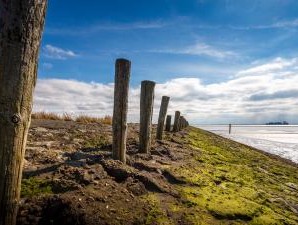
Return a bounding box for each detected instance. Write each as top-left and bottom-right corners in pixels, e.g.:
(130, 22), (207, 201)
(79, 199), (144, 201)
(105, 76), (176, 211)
(34, 57), (298, 124)
(152, 42), (237, 59)
(43, 45), (78, 60)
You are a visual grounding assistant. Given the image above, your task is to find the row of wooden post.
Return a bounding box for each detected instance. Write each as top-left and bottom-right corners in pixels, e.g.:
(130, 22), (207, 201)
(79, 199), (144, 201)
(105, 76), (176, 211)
(112, 58), (189, 163)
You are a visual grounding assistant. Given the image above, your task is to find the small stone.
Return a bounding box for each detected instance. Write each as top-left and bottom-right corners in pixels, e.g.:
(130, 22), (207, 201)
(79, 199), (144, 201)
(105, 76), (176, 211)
(110, 208), (116, 213)
(156, 169), (163, 174)
(34, 127), (48, 132)
(92, 180), (99, 185)
(88, 169), (96, 174)
(88, 196), (95, 202)
(286, 183), (298, 191)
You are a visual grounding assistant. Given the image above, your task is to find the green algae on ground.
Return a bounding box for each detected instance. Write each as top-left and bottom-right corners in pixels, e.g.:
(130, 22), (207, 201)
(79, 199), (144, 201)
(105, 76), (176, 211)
(79, 132), (111, 149)
(165, 127), (298, 224)
(21, 177), (53, 198)
(141, 193), (175, 225)
(21, 124), (298, 225)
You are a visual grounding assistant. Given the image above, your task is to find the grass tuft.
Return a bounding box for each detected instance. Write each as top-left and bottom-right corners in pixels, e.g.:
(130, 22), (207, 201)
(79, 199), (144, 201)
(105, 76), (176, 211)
(31, 111), (112, 125)
(75, 114), (112, 125)
(21, 177), (53, 198)
(31, 112), (63, 120)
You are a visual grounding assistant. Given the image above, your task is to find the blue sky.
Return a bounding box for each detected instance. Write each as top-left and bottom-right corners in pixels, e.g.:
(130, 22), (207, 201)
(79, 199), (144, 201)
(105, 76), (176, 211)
(35, 0), (298, 124)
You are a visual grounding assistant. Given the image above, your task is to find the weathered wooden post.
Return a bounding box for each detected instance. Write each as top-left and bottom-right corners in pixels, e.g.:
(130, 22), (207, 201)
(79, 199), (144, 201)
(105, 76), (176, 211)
(0, 1), (48, 225)
(112, 59), (131, 164)
(229, 124), (232, 134)
(178, 116), (182, 131)
(165, 115), (172, 132)
(173, 111), (181, 132)
(139, 80), (156, 153)
(180, 116), (185, 130)
(156, 96), (170, 140)
(180, 116), (184, 130)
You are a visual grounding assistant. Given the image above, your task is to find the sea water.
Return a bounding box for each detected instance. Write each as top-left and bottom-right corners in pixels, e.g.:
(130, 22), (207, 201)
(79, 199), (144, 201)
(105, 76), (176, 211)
(196, 125), (298, 163)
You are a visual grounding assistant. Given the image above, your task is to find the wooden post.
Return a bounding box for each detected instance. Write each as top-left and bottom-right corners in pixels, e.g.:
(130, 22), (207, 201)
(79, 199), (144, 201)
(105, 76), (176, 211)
(139, 80), (156, 153)
(180, 116), (184, 130)
(180, 116), (185, 129)
(178, 116), (182, 130)
(156, 96), (170, 140)
(229, 124), (232, 134)
(0, 1), (48, 225)
(112, 59), (131, 164)
(165, 115), (172, 132)
(173, 111), (181, 132)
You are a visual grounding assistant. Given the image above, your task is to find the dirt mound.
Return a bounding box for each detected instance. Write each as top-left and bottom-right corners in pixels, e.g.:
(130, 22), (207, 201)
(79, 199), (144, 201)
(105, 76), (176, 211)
(17, 120), (298, 224)
(17, 195), (87, 225)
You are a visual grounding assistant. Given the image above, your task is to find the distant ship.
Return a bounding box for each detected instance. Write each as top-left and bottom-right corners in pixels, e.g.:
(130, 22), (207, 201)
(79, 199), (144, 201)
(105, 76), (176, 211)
(266, 121), (289, 125)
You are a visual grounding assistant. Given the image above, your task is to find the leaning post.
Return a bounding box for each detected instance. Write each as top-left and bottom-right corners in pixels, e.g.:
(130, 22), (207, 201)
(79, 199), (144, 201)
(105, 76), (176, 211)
(156, 96), (170, 140)
(173, 111), (181, 132)
(112, 59), (131, 163)
(0, 1), (48, 225)
(165, 115), (172, 132)
(139, 80), (156, 153)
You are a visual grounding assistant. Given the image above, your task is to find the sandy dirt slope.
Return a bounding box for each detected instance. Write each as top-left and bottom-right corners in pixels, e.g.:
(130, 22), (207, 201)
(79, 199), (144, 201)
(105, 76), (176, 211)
(17, 119), (298, 225)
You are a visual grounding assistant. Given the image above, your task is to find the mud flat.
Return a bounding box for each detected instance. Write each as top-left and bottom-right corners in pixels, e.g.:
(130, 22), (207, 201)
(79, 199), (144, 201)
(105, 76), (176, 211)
(17, 120), (298, 225)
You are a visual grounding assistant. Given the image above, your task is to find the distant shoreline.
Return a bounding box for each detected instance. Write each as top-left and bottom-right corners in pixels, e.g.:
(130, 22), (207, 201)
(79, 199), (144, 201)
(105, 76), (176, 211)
(193, 126), (298, 167)
(195, 124), (298, 126)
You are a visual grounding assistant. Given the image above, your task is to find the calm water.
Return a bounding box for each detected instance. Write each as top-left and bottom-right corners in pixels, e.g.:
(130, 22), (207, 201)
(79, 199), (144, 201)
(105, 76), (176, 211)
(195, 125), (298, 163)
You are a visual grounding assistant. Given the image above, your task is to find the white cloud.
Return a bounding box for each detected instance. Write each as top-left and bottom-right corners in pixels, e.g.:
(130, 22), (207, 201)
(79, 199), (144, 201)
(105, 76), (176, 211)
(153, 43), (237, 59)
(229, 19), (298, 30)
(33, 57), (298, 124)
(42, 62), (53, 70)
(236, 58), (298, 77)
(46, 21), (168, 36)
(43, 45), (77, 60)
(258, 19), (298, 29)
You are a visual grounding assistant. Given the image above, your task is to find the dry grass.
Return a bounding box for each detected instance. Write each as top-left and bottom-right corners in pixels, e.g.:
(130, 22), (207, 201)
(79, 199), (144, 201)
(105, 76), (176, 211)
(31, 112), (62, 120)
(31, 112), (112, 125)
(75, 115), (112, 125)
(62, 113), (73, 121)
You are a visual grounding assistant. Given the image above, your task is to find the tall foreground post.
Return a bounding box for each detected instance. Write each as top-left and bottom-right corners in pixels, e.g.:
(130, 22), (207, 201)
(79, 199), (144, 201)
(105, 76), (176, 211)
(0, 1), (48, 225)
(112, 59), (131, 163)
(156, 96), (170, 140)
(139, 81), (156, 153)
(165, 115), (172, 132)
(173, 111), (181, 132)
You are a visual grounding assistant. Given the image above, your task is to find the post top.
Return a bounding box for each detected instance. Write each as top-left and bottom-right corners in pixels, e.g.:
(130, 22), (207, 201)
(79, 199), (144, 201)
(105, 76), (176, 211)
(116, 58), (131, 64)
(141, 80), (156, 86)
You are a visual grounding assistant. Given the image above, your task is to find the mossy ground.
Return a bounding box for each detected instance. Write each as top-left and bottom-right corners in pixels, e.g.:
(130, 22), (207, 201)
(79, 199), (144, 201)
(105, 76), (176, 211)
(21, 121), (298, 225)
(21, 177), (53, 198)
(144, 127), (298, 225)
